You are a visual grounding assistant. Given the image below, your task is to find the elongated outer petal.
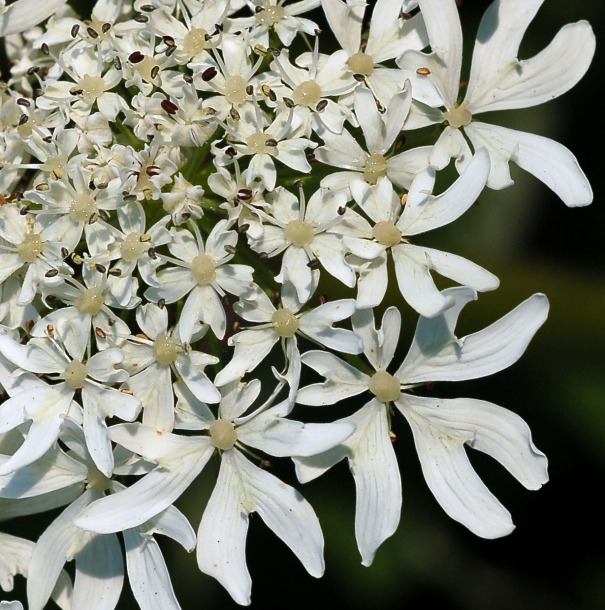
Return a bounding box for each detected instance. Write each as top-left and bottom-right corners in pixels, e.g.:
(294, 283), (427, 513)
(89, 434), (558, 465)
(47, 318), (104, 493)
(400, 148), (490, 236)
(0, 333), (64, 375)
(0, 533), (72, 610)
(295, 399), (401, 566)
(197, 451), (251, 605)
(239, 410), (354, 457)
(214, 328), (278, 386)
(239, 450), (325, 576)
(71, 533), (124, 610)
(415, 0), (462, 107)
(321, 0), (363, 54)
(0, 445), (87, 499)
(352, 306), (401, 371)
(355, 86), (387, 155)
(75, 425), (213, 533)
(396, 394), (548, 537)
(391, 245), (455, 317)
(350, 400), (402, 566)
(465, 121), (593, 207)
(0, 485), (83, 523)
(27, 489), (102, 610)
(299, 299), (362, 354)
(0, 533), (33, 592)
(397, 290), (549, 383)
(0, 0), (67, 36)
(124, 528), (181, 610)
(0, 385), (74, 475)
(466, 0), (542, 102)
(130, 363), (175, 432)
(355, 254), (389, 309)
(296, 351), (368, 406)
(148, 505), (196, 552)
(467, 21), (595, 113)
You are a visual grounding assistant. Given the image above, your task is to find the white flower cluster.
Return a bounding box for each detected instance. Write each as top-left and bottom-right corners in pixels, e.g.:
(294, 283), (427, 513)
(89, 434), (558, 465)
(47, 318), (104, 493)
(0, 0), (594, 607)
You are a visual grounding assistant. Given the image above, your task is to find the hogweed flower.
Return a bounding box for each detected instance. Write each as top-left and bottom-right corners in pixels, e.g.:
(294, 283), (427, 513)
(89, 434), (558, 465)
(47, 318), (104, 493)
(0, 0), (595, 608)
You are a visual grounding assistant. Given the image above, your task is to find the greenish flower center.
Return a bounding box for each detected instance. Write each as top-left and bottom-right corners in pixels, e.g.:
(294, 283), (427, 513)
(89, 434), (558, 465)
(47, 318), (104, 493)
(272, 308), (299, 338)
(368, 370), (400, 403)
(209, 418), (238, 450)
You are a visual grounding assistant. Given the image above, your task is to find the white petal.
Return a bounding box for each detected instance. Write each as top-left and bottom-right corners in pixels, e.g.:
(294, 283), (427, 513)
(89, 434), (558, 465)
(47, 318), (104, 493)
(396, 394), (545, 538)
(391, 245), (452, 317)
(197, 452), (251, 605)
(214, 329), (277, 386)
(348, 400), (401, 566)
(467, 21), (595, 113)
(76, 432), (213, 533)
(414, 0), (462, 107)
(320, 0), (363, 54)
(299, 299), (362, 354)
(234, 451), (325, 578)
(71, 533), (123, 610)
(297, 351), (368, 406)
(147, 505), (196, 552)
(400, 148), (490, 235)
(398, 290), (549, 383)
(27, 489), (100, 610)
(239, 409), (354, 457)
(124, 529), (180, 610)
(352, 306), (401, 371)
(0, 0), (67, 36)
(465, 122), (593, 207)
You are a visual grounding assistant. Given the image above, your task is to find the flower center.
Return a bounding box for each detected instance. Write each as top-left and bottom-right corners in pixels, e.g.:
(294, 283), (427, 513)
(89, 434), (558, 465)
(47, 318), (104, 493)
(372, 221), (402, 247)
(284, 220), (314, 247)
(443, 105), (472, 129)
(292, 80), (322, 107)
(182, 28), (209, 57)
(347, 52), (374, 76)
(191, 253), (217, 285)
(121, 232), (148, 262)
(134, 56), (159, 83)
(76, 286), (104, 315)
(363, 153), (388, 184)
(17, 233), (43, 263)
(77, 75), (106, 102)
(69, 194), (97, 223)
(272, 308), (299, 338)
(224, 75), (248, 106)
(209, 418), (238, 451)
(368, 370), (400, 403)
(62, 360), (88, 390)
(153, 335), (179, 366)
(255, 5), (285, 27)
(246, 132), (275, 155)
(40, 154), (66, 179)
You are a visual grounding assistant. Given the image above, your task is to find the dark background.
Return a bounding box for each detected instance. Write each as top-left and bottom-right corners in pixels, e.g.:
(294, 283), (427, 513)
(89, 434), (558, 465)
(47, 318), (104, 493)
(2, 0), (605, 608)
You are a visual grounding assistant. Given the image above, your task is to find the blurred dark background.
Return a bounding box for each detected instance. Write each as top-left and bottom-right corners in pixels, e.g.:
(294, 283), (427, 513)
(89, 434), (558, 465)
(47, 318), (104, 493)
(2, 0), (604, 608)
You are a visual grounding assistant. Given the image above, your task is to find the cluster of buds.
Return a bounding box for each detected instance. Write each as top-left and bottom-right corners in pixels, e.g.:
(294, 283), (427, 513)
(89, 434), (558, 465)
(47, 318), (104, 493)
(0, 0), (594, 608)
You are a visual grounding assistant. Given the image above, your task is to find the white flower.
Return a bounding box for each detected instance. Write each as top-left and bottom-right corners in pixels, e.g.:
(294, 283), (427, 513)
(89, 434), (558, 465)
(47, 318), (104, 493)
(321, 0), (429, 105)
(315, 86), (432, 194)
(214, 282), (362, 392)
(295, 289), (549, 563)
(398, 0), (595, 206)
(145, 220), (254, 341)
(249, 186), (355, 302)
(0, 328), (139, 477)
(75, 377), (354, 604)
(345, 150), (498, 316)
(120, 302), (220, 432)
